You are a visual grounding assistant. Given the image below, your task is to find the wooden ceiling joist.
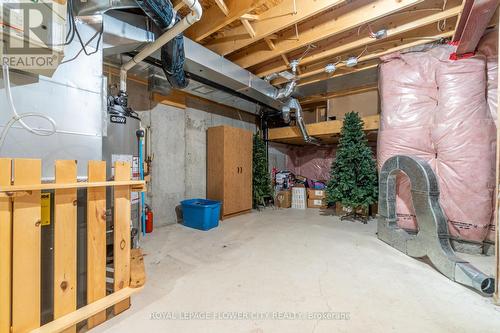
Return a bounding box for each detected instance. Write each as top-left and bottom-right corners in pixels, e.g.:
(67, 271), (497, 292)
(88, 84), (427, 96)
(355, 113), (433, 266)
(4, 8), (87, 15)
(214, 0), (230, 16)
(294, 30), (455, 87)
(185, 0), (268, 42)
(228, 0), (423, 69)
(205, 0), (347, 56)
(256, 4), (462, 78)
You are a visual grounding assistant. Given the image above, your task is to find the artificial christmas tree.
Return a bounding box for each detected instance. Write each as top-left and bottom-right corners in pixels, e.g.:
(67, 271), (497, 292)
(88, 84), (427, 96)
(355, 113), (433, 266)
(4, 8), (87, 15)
(253, 132), (272, 208)
(326, 112), (378, 222)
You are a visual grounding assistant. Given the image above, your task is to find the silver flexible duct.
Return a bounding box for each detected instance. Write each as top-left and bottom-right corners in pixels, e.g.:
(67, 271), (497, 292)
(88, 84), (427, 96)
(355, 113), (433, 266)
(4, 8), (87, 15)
(286, 98), (321, 146)
(377, 155), (495, 295)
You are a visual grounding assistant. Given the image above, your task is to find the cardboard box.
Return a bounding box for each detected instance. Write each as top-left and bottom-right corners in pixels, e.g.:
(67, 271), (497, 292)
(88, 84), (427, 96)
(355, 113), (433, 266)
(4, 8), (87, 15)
(308, 198), (326, 209)
(275, 190), (292, 208)
(307, 189), (326, 199)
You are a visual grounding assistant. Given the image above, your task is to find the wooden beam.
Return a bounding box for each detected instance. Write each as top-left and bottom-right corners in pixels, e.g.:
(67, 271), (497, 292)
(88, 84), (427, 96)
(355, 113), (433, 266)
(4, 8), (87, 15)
(185, 0), (268, 42)
(0, 159), (11, 333)
(206, 0), (346, 56)
(54, 161), (78, 333)
(229, 0), (423, 69)
(240, 18), (257, 38)
(455, 0), (499, 54)
(0, 180), (145, 193)
(152, 91), (187, 109)
(30, 287), (143, 333)
(214, 0), (229, 16)
(256, 5), (462, 77)
(268, 115), (380, 142)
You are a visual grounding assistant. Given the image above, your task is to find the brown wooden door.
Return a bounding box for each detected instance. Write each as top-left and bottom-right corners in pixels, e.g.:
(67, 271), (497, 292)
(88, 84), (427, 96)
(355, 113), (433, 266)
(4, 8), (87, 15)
(223, 127), (242, 216)
(238, 130), (253, 212)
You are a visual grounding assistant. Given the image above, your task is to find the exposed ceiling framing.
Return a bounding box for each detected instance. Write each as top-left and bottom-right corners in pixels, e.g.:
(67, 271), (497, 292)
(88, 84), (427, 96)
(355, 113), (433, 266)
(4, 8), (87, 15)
(174, 0), (495, 105)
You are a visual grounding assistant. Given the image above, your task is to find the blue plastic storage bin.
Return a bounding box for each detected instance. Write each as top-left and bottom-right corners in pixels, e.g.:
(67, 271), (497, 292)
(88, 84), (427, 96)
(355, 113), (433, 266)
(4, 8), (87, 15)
(180, 199), (221, 231)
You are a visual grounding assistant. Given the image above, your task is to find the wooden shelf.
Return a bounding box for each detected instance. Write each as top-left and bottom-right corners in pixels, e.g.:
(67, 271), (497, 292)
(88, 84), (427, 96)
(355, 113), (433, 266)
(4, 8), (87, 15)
(268, 115), (380, 145)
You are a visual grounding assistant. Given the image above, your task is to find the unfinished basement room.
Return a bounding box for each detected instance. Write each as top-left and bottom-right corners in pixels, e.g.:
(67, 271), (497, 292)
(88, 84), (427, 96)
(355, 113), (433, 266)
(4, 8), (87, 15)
(1, 0), (500, 332)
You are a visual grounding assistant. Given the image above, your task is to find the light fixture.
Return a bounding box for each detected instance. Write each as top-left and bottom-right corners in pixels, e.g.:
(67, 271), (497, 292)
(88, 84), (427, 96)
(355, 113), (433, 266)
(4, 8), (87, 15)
(290, 59), (300, 74)
(345, 56), (358, 67)
(372, 28), (387, 40)
(325, 63), (336, 74)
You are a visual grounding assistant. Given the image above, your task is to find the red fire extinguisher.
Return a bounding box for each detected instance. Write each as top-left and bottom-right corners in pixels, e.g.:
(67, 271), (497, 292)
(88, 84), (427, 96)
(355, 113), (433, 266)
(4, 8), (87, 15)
(145, 205), (153, 234)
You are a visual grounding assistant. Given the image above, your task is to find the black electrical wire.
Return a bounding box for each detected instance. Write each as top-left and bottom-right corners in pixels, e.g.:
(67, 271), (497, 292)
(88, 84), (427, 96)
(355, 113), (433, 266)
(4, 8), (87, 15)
(60, 0), (103, 64)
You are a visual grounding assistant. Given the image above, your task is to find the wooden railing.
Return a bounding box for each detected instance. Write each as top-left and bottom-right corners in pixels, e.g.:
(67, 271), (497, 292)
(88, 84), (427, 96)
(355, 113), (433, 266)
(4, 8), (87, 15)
(0, 158), (146, 333)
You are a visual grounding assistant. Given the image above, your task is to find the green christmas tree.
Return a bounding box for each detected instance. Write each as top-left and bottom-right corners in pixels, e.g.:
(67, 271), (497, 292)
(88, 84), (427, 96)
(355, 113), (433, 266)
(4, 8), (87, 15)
(326, 112), (378, 222)
(253, 132), (272, 208)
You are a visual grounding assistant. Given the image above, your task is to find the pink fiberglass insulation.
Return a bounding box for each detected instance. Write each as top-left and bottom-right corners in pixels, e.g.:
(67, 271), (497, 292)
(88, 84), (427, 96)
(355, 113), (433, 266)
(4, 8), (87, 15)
(430, 46), (495, 243)
(378, 45), (496, 243)
(477, 30), (498, 243)
(378, 51), (438, 231)
(285, 146), (335, 181)
(478, 29), (498, 128)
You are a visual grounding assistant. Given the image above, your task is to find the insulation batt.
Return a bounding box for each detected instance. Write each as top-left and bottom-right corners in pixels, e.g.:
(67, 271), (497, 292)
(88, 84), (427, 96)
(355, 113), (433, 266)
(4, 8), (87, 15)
(378, 45), (496, 243)
(477, 29), (498, 243)
(378, 51), (438, 231)
(478, 29), (498, 127)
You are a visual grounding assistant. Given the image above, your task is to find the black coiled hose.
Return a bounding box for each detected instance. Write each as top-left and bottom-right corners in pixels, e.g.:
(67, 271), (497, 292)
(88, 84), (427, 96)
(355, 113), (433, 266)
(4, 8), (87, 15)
(135, 0), (189, 89)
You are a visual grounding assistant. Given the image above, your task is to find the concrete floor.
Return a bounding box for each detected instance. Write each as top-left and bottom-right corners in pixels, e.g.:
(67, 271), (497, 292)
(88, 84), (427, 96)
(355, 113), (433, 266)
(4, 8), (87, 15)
(94, 209), (500, 333)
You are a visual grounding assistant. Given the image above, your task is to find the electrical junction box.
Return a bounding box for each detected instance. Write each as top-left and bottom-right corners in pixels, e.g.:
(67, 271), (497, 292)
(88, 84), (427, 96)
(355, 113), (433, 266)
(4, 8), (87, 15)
(0, 0), (67, 76)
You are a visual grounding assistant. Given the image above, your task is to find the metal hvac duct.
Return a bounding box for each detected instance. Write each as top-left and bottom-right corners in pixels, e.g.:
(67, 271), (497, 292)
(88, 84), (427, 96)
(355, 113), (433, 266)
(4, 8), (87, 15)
(377, 155), (495, 295)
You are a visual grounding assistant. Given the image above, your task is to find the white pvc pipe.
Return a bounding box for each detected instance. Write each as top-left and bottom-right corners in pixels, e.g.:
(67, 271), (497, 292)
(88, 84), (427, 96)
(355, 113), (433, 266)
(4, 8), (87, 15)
(119, 0), (202, 92)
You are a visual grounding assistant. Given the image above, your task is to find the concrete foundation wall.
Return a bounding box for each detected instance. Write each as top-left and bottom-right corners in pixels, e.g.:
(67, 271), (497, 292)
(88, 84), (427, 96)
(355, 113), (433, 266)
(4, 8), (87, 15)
(140, 97), (257, 226)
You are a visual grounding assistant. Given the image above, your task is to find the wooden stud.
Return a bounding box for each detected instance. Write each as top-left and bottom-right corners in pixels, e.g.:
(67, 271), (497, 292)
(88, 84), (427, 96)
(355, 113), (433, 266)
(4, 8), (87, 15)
(229, 0), (422, 69)
(214, 0), (229, 16)
(240, 18), (257, 38)
(54, 160), (78, 333)
(0, 158), (12, 333)
(86, 161), (107, 329)
(113, 162), (131, 315)
(11, 159), (41, 333)
(256, 5), (462, 78)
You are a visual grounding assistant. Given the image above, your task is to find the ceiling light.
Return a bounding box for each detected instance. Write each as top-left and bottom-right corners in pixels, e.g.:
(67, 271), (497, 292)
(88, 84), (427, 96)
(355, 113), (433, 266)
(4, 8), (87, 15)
(325, 63), (336, 73)
(345, 57), (358, 67)
(372, 29), (387, 39)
